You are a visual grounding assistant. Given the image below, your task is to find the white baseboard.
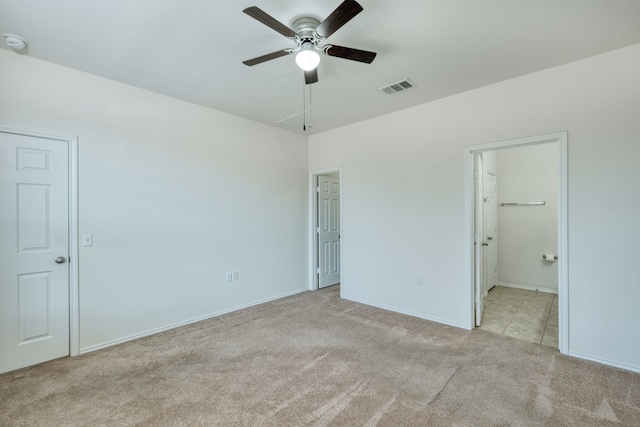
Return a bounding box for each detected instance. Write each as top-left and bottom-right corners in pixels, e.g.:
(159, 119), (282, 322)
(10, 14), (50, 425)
(497, 281), (558, 294)
(79, 288), (309, 355)
(342, 294), (469, 330)
(568, 350), (640, 374)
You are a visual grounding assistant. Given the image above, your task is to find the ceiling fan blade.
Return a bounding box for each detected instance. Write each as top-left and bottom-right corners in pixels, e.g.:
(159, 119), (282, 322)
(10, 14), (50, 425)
(323, 45), (377, 64)
(243, 6), (297, 39)
(315, 0), (363, 39)
(243, 49), (292, 66)
(305, 69), (319, 85)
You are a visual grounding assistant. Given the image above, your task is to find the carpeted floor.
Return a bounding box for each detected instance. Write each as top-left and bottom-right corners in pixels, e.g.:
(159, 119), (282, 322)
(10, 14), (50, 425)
(1, 286), (639, 426)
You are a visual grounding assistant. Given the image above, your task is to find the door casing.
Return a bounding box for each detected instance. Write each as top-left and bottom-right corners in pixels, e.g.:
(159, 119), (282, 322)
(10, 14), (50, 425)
(464, 132), (568, 354)
(474, 154), (485, 327)
(0, 126), (79, 357)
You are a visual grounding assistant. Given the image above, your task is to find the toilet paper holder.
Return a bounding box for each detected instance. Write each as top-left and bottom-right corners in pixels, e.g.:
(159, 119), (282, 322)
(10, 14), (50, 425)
(542, 254), (558, 260)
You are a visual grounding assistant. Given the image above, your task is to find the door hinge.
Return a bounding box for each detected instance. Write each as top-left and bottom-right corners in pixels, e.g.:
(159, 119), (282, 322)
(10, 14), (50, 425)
(316, 267), (320, 274)
(317, 227), (320, 233)
(316, 186), (320, 193)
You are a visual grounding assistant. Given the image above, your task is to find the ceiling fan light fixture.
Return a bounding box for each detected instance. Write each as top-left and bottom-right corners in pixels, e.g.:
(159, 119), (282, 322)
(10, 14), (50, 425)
(295, 42), (320, 71)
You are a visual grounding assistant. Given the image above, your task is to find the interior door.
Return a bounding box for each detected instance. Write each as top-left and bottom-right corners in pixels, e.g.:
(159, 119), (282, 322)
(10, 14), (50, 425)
(483, 170), (498, 293)
(318, 175), (340, 288)
(0, 132), (70, 374)
(474, 154), (485, 326)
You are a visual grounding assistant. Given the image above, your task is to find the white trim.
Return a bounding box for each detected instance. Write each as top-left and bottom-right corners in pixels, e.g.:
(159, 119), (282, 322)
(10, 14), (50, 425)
(464, 149), (474, 330)
(0, 126), (80, 358)
(497, 281), (557, 294)
(466, 133), (564, 152)
(343, 294), (468, 330)
(557, 134), (569, 355)
(68, 138), (79, 356)
(568, 351), (640, 375)
(464, 132), (569, 354)
(79, 287), (308, 354)
(309, 167), (343, 296)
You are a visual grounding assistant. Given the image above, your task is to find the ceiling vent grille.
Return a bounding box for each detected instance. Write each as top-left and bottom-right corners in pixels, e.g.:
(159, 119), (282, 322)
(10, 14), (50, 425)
(380, 79), (415, 95)
(277, 111), (320, 128)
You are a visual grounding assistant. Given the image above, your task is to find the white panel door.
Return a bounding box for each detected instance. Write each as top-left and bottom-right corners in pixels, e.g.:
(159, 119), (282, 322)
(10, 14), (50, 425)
(483, 170), (498, 293)
(318, 175), (340, 288)
(474, 154), (485, 326)
(0, 132), (70, 374)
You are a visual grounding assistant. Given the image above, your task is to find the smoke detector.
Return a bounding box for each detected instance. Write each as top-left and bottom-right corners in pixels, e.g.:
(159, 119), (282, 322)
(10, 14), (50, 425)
(3, 33), (28, 50)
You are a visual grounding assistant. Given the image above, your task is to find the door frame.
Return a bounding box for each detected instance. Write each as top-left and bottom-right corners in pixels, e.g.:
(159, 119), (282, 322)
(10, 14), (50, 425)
(464, 132), (568, 354)
(309, 167), (343, 293)
(474, 153), (485, 327)
(0, 126), (79, 357)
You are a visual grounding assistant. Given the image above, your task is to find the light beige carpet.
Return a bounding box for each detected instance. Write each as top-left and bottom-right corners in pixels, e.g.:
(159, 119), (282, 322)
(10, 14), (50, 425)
(1, 286), (639, 426)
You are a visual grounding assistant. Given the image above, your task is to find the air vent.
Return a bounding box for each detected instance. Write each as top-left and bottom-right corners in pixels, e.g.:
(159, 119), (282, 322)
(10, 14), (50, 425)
(380, 79), (415, 95)
(277, 111), (320, 128)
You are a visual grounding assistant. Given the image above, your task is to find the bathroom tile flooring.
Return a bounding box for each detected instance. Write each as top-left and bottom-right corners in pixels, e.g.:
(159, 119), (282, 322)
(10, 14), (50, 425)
(479, 285), (558, 347)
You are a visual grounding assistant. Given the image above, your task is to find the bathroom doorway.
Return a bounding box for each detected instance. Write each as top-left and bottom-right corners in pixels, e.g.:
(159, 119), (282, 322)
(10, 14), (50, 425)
(466, 132), (568, 353)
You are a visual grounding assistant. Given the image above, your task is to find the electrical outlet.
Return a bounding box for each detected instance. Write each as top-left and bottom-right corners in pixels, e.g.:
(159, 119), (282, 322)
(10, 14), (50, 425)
(232, 271), (238, 281)
(225, 272), (232, 282)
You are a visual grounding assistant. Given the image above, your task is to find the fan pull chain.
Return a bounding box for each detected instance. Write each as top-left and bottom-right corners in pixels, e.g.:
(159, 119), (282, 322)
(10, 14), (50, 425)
(302, 82), (314, 132)
(303, 82), (306, 132)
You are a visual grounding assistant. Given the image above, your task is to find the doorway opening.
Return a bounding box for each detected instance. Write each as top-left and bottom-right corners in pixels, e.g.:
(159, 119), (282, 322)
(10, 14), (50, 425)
(465, 132), (568, 354)
(310, 168), (342, 292)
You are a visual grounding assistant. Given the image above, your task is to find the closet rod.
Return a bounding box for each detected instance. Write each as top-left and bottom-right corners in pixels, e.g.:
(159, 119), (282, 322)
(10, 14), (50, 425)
(499, 201), (546, 206)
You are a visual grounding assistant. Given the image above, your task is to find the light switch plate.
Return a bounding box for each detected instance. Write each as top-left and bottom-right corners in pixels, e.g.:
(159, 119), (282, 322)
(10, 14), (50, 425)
(82, 233), (93, 247)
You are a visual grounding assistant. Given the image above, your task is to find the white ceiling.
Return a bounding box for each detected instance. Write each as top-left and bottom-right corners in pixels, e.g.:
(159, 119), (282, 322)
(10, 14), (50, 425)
(2, 0), (640, 135)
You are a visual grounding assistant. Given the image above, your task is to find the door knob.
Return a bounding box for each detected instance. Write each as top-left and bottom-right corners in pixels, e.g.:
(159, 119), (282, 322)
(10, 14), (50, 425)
(482, 242), (489, 246)
(487, 237), (493, 240)
(55, 256), (67, 264)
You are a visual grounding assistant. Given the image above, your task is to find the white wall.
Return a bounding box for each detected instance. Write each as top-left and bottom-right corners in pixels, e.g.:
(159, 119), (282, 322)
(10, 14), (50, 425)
(0, 50), (309, 351)
(309, 43), (640, 372)
(496, 144), (558, 292)
(3, 42), (639, 372)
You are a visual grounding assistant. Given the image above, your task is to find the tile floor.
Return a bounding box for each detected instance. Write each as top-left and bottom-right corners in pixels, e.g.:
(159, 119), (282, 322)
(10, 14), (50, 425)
(479, 285), (558, 347)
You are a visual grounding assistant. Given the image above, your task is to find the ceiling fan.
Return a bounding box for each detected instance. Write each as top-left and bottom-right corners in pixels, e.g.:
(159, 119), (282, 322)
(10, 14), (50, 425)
(242, 0), (377, 85)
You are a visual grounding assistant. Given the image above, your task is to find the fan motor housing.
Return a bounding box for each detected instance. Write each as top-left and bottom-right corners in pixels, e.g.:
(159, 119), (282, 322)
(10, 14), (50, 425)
(292, 16), (321, 41)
